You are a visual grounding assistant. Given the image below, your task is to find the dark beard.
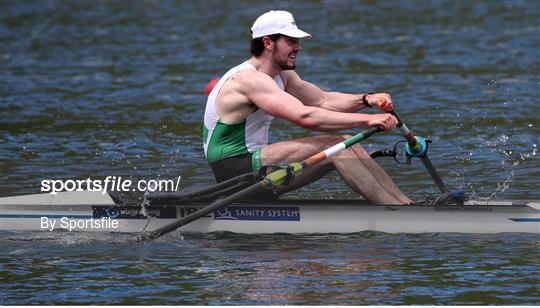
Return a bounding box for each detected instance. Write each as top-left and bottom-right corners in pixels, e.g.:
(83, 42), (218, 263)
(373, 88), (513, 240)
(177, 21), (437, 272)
(273, 46), (296, 70)
(279, 62), (296, 70)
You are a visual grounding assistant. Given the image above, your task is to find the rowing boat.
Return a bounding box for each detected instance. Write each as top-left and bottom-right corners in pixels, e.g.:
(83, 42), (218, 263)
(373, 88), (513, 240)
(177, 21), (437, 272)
(1, 191), (538, 234)
(2, 112), (538, 236)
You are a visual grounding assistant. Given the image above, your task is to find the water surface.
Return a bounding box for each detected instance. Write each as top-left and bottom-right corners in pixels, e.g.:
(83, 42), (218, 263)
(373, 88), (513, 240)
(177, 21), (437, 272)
(1, 0), (539, 305)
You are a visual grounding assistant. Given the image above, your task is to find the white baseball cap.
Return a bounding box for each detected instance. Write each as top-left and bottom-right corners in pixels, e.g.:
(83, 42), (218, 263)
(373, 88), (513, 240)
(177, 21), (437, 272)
(251, 10), (311, 39)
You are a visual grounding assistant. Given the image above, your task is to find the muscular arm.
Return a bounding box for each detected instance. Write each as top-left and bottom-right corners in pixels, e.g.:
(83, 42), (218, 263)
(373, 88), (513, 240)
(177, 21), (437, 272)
(238, 71), (394, 132)
(282, 70), (368, 112)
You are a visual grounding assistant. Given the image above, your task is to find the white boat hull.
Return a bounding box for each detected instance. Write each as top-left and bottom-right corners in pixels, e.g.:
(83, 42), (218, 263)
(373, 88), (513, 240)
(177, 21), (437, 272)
(1, 191), (539, 234)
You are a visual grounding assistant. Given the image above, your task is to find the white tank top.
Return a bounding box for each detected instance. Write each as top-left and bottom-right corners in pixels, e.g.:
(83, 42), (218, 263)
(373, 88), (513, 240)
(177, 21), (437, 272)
(203, 62), (285, 163)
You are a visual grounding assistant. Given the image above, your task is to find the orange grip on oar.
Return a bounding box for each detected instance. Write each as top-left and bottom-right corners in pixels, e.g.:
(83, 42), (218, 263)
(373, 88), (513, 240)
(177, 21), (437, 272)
(379, 98), (389, 111)
(303, 152), (327, 168)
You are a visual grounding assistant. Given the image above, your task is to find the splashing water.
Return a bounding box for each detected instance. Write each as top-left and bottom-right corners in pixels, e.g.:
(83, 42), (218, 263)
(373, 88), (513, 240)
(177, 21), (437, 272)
(452, 134), (537, 200)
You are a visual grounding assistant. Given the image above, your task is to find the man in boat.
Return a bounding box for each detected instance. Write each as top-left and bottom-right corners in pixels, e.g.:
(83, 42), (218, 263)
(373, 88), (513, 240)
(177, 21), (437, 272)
(204, 10), (412, 204)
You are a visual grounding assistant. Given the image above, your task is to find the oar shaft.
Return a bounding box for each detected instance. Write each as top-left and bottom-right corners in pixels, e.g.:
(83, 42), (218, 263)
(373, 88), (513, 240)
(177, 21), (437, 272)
(141, 181), (265, 241)
(304, 126), (382, 167)
(420, 157), (448, 193)
(389, 110), (448, 193)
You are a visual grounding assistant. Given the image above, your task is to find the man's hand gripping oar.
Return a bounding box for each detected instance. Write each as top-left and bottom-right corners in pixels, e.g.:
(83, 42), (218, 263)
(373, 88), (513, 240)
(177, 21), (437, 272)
(137, 126), (384, 242)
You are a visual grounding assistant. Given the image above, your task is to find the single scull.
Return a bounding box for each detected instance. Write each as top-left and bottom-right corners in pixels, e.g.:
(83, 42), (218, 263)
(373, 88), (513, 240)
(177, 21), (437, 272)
(2, 113), (538, 236)
(0, 191), (538, 234)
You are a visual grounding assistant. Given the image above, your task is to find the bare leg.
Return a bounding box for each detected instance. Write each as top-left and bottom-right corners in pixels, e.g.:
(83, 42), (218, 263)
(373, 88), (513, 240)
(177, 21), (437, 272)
(261, 135), (412, 204)
(332, 143), (412, 204)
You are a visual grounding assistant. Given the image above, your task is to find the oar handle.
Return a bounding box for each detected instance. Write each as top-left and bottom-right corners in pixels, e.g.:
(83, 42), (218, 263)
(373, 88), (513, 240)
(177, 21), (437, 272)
(388, 110), (417, 146)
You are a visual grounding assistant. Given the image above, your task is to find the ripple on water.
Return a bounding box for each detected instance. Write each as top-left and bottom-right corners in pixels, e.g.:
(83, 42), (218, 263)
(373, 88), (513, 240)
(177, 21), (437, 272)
(1, 0), (540, 305)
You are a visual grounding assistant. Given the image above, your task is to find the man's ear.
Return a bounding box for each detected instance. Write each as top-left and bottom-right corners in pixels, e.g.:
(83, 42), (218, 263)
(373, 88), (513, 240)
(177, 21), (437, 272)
(262, 36), (274, 51)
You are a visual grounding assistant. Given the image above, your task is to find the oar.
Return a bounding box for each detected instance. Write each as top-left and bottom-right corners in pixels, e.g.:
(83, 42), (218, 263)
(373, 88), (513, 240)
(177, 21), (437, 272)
(388, 109), (448, 193)
(138, 126), (383, 241)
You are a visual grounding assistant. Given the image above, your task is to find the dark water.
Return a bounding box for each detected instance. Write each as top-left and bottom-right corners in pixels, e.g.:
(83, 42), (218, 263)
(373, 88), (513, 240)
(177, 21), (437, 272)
(1, 231), (539, 305)
(1, 0), (539, 305)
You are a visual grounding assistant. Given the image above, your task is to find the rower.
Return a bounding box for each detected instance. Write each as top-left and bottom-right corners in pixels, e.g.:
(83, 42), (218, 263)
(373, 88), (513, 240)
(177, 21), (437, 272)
(203, 10), (412, 205)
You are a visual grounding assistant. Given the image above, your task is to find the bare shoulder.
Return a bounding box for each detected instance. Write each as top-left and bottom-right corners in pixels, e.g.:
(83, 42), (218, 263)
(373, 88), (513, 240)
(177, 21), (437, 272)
(228, 69), (276, 93)
(219, 71), (274, 108)
(215, 70), (280, 121)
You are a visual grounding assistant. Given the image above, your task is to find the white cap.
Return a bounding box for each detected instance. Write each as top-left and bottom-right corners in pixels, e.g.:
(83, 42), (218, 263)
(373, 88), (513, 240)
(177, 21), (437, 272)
(251, 10), (311, 39)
